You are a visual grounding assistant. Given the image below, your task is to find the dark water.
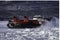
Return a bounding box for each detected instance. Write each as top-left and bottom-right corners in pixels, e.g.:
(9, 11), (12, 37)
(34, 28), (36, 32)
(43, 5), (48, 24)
(0, 1), (59, 20)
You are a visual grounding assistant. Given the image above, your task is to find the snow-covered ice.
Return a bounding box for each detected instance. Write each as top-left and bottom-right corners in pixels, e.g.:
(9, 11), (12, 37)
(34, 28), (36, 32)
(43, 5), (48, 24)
(0, 17), (59, 40)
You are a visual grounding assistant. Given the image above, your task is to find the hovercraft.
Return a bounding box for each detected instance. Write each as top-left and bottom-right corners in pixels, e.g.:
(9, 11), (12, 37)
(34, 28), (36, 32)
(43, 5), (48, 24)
(7, 16), (42, 28)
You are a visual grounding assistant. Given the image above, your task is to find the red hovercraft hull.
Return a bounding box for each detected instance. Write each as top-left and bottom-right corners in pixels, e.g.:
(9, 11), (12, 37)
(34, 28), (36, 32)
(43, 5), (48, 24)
(7, 16), (40, 28)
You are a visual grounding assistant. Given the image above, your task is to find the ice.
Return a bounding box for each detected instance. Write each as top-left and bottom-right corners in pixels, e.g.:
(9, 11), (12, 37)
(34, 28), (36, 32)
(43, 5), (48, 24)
(0, 17), (59, 40)
(0, 21), (8, 27)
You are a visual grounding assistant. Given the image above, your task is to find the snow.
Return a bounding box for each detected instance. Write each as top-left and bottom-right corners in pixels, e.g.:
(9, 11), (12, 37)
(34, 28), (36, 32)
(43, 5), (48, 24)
(0, 17), (59, 40)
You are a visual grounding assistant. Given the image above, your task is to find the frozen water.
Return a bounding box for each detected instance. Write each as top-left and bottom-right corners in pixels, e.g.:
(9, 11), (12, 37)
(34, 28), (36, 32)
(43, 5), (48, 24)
(0, 17), (59, 40)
